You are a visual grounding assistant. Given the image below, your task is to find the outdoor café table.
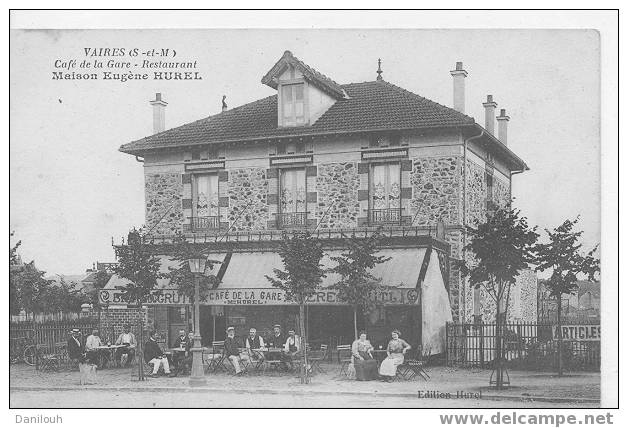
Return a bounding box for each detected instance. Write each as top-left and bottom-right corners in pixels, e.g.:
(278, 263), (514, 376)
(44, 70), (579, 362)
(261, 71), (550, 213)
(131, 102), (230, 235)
(371, 349), (388, 364)
(93, 345), (125, 368)
(261, 348), (286, 372)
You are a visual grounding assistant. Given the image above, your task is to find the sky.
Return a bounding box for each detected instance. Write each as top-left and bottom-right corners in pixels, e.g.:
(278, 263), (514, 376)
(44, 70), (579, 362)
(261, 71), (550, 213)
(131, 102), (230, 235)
(10, 29), (601, 275)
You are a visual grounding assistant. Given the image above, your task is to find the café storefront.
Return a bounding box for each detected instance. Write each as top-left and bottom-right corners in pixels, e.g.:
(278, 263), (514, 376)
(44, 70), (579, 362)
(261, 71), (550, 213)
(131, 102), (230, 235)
(100, 245), (453, 354)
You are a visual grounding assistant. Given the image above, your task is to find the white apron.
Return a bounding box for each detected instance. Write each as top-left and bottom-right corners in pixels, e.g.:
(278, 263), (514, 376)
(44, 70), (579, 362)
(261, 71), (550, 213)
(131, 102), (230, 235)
(378, 353), (404, 377)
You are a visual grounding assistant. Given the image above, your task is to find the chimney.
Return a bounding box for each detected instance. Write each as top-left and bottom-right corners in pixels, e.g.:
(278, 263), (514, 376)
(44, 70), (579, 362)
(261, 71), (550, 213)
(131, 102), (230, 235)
(450, 61), (468, 113)
(496, 108), (510, 145)
(149, 92), (167, 134)
(222, 95), (227, 112)
(482, 95), (498, 135)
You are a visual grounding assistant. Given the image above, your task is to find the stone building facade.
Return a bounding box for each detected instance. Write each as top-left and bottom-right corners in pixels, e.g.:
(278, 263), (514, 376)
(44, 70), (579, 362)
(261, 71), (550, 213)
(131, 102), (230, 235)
(105, 51), (529, 349)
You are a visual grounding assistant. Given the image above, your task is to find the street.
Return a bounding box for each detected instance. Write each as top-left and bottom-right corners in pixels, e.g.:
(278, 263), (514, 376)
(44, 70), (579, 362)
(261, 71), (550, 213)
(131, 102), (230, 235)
(10, 390), (591, 408)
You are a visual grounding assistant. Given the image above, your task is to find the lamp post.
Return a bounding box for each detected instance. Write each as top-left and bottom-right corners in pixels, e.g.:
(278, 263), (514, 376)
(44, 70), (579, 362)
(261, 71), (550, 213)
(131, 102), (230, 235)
(188, 257), (207, 386)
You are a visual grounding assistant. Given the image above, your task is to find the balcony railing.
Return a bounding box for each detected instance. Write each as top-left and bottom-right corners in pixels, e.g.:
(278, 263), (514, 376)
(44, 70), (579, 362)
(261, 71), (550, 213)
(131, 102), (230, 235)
(276, 212), (308, 229)
(368, 208), (402, 225)
(189, 216), (220, 231)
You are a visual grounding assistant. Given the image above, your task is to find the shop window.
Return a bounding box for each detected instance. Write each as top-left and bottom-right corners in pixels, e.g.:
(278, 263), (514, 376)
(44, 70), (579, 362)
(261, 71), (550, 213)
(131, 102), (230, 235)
(369, 163), (401, 224)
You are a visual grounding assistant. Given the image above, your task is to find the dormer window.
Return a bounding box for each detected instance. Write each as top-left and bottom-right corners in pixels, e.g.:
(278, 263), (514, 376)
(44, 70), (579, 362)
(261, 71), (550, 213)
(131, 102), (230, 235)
(281, 83), (305, 126)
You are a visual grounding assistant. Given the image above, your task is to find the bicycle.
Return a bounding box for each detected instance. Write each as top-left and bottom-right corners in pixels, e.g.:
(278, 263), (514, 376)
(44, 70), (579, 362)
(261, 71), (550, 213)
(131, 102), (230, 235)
(9, 337), (37, 365)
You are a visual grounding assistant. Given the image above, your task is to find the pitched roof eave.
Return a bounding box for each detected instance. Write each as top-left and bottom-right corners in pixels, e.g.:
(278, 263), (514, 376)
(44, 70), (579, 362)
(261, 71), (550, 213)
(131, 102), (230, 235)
(464, 123), (529, 172)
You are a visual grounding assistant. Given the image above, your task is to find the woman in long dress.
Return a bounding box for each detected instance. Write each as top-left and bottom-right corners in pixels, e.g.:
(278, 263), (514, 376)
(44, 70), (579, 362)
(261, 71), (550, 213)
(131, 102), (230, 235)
(350, 331), (378, 380)
(378, 329), (411, 382)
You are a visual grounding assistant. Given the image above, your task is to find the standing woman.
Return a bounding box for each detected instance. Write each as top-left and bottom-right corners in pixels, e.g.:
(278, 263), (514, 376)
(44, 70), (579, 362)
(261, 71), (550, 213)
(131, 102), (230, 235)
(378, 329), (411, 382)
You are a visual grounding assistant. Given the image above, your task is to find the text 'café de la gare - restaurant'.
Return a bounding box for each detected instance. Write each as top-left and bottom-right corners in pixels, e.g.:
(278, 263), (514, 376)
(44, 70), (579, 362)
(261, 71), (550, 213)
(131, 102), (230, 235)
(100, 51), (528, 354)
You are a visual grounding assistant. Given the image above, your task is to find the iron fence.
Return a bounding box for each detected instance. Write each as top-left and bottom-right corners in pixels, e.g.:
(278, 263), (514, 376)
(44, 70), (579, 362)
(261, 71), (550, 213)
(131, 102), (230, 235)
(446, 321), (600, 371)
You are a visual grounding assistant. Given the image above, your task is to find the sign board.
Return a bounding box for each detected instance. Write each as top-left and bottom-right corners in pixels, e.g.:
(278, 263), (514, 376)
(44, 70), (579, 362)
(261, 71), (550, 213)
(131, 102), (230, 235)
(552, 325), (601, 341)
(99, 287), (420, 306)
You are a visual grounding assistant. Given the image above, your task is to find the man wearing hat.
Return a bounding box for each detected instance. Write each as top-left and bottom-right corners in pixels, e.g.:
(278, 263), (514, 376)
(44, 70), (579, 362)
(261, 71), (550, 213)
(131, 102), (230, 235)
(266, 324), (285, 349)
(67, 329), (84, 363)
(224, 326), (244, 375)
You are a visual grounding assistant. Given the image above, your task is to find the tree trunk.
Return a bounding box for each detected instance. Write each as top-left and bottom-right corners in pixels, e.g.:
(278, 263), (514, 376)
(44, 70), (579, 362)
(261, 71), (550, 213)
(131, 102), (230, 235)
(137, 307), (145, 381)
(494, 298), (504, 389)
(557, 295), (563, 377)
(353, 306), (358, 340)
(298, 303), (310, 384)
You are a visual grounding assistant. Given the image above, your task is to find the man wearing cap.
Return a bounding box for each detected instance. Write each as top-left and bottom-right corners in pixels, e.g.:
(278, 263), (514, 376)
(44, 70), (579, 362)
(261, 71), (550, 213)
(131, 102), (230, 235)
(266, 324), (285, 349)
(114, 323), (137, 367)
(224, 326), (244, 375)
(67, 329), (84, 363)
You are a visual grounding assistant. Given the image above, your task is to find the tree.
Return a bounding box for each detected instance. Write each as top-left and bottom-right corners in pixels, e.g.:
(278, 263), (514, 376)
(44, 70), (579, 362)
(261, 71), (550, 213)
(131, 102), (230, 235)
(534, 217), (600, 376)
(459, 206), (538, 388)
(10, 231), (23, 316)
(265, 231), (326, 384)
(113, 228), (164, 381)
(14, 262), (52, 319)
(329, 230), (390, 340)
(167, 233), (222, 303)
(39, 277), (86, 314)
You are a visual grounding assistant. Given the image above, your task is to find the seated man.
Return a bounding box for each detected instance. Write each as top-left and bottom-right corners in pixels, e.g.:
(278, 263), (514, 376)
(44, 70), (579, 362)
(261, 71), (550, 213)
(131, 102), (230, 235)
(283, 328), (302, 370)
(85, 329), (105, 366)
(144, 331), (173, 377)
(114, 324), (137, 367)
(224, 326), (244, 375)
(266, 324), (285, 349)
(171, 329), (192, 375)
(67, 329), (85, 364)
(244, 327), (265, 364)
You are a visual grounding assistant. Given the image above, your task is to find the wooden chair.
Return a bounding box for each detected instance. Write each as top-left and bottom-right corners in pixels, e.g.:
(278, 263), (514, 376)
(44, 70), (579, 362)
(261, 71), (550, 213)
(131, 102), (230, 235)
(205, 341), (227, 373)
(308, 344), (328, 374)
(245, 348), (265, 373)
(396, 346), (430, 381)
(39, 343), (65, 372)
(336, 345), (352, 376)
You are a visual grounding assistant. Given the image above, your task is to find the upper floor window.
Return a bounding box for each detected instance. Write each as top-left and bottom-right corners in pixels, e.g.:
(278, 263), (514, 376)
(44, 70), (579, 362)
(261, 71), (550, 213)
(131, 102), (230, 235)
(280, 169), (306, 213)
(370, 163), (401, 224)
(281, 83), (305, 127)
(192, 174), (219, 230)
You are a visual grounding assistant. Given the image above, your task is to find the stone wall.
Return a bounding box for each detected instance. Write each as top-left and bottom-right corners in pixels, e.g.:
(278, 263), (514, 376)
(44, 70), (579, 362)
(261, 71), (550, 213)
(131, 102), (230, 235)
(316, 162), (360, 229)
(227, 168), (269, 231)
(494, 176), (510, 208)
(466, 160), (486, 227)
(145, 173), (184, 235)
(410, 156), (462, 226)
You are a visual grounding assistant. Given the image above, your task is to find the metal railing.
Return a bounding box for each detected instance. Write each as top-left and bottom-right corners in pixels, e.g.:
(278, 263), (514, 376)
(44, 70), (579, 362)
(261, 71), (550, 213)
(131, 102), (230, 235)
(368, 208), (402, 225)
(189, 216), (220, 231)
(276, 212), (308, 229)
(446, 321), (600, 371)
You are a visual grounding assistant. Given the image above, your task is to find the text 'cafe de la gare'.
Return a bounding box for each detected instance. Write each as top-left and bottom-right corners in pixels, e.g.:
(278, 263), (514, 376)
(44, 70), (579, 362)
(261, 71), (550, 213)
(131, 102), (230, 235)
(99, 49), (531, 354)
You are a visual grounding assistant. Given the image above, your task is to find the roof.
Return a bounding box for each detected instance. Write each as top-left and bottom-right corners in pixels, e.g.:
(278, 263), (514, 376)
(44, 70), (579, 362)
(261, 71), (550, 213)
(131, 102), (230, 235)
(261, 50), (347, 100)
(120, 80), (477, 154)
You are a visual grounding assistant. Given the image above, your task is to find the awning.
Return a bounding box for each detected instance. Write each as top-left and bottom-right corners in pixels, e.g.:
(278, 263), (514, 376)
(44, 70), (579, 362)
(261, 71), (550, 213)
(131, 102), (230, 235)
(103, 254), (226, 290)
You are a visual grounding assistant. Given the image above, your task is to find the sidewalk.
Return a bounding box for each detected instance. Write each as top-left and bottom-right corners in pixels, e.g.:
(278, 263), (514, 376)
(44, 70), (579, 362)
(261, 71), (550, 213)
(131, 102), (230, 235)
(9, 363), (600, 404)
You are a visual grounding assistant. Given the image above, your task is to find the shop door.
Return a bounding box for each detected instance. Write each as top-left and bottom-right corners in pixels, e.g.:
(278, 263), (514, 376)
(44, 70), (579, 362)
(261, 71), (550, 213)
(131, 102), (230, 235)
(200, 306), (225, 345)
(168, 306), (189, 348)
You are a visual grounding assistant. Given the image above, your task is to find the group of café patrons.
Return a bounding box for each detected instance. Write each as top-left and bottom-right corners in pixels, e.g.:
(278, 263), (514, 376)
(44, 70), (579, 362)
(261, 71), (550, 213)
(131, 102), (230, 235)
(66, 323), (412, 381)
